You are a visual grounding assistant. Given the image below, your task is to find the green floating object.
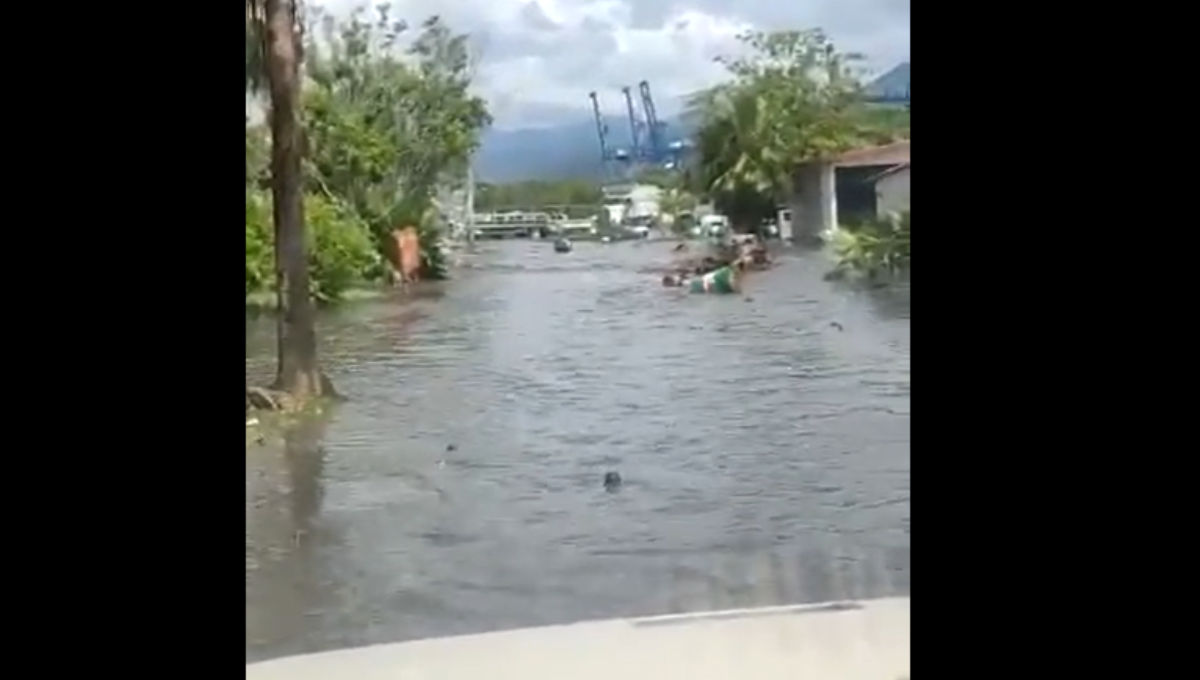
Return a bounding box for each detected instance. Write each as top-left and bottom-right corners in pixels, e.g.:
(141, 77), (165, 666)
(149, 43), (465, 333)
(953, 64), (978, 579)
(688, 266), (738, 294)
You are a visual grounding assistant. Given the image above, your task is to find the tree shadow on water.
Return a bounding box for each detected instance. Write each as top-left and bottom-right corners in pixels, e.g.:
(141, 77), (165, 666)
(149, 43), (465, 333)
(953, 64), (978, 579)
(281, 412), (332, 543)
(246, 411), (336, 660)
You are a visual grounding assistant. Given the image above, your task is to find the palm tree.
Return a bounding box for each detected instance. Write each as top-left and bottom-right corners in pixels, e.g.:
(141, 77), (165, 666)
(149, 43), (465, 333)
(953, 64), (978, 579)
(689, 86), (780, 197)
(686, 86), (786, 232)
(246, 0), (330, 398)
(687, 70), (874, 234)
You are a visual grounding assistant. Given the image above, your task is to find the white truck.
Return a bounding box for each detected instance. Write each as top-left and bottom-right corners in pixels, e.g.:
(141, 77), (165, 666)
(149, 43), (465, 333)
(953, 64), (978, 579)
(696, 214), (729, 239)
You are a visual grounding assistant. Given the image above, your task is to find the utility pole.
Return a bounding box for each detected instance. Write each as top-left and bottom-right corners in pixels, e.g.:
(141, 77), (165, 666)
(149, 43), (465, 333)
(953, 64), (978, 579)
(465, 165), (476, 243)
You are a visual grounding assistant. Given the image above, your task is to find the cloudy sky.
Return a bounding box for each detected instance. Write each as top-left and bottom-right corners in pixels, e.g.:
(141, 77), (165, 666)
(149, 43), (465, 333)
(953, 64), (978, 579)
(313, 0), (910, 129)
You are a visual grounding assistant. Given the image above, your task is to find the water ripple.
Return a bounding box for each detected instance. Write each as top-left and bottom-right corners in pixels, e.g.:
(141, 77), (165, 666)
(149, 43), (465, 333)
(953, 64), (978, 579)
(246, 240), (909, 662)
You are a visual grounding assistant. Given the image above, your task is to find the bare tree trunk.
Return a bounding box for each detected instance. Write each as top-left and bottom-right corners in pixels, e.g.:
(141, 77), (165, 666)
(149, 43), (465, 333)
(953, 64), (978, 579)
(263, 0), (328, 399)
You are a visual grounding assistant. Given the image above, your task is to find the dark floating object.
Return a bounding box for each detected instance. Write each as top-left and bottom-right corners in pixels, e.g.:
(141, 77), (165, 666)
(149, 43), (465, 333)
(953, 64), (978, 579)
(603, 471), (623, 492)
(829, 321), (844, 331)
(446, 444), (457, 452)
(553, 237), (573, 253)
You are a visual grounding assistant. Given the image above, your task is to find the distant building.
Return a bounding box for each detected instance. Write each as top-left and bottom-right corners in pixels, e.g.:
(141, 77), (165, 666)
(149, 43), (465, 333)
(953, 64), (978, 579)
(870, 163), (910, 217)
(787, 141), (910, 239)
(601, 183), (662, 223)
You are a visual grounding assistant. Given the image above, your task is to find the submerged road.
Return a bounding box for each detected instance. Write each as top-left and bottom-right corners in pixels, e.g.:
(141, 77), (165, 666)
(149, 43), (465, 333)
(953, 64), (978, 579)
(246, 240), (910, 662)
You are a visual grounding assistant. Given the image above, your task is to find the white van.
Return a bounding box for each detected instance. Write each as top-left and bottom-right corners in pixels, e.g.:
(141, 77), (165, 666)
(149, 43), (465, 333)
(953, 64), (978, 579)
(699, 214), (729, 238)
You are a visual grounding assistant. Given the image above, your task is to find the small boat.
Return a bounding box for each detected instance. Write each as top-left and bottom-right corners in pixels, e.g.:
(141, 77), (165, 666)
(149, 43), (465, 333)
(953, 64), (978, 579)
(553, 237), (572, 253)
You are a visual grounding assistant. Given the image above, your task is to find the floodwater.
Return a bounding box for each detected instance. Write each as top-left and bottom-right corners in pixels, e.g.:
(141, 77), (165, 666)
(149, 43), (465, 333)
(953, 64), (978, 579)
(245, 240), (910, 663)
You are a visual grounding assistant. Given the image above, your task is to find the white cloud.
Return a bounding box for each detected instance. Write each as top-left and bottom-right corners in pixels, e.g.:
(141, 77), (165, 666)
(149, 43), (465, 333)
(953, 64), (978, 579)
(312, 0), (910, 128)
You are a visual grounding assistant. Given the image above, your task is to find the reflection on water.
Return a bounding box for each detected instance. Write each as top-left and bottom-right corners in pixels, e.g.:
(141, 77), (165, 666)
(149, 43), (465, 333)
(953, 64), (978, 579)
(246, 240), (910, 662)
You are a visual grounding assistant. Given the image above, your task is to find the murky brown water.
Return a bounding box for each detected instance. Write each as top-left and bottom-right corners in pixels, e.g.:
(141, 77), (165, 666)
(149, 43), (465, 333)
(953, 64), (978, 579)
(245, 240), (910, 663)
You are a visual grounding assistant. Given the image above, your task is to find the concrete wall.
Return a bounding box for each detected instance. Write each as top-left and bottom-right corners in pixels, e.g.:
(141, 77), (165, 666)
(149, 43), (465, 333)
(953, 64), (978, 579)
(875, 167), (910, 217)
(787, 162), (837, 241)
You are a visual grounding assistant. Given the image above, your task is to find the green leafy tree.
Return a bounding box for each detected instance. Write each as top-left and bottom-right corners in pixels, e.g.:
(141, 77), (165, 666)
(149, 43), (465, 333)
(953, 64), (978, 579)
(475, 180), (602, 215)
(246, 190), (380, 304)
(831, 210), (911, 277)
(246, 122), (269, 189)
(302, 6), (491, 279)
(688, 29), (871, 230)
(304, 195), (381, 302)
(246, 189), (273, 295)
(858, 105), (910, 144)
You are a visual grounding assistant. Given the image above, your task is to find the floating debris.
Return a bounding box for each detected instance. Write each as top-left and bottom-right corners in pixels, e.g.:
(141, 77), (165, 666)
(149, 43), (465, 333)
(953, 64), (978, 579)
(604, 471), (623, 492)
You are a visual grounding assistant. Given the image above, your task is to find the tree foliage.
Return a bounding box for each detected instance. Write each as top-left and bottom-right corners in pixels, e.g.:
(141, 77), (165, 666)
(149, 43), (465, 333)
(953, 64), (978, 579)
(688, 29), (878, 228)
(831, 210), (911, 277)
(475, 180), (602, 214)
(246, 4), (492, 304)
(246, 185), (380, 303)
(302, 6), (491, 280)
(859, 105), (910, 144)
(246, 122), (269, 188)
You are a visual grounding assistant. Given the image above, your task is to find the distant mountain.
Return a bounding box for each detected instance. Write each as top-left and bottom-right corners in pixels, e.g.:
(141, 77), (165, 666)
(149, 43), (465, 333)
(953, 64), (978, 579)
(866, 62), (910, 98)
(475, 62), (910, 183)
(474, 114), (695, 183)
(473, 118), (615, 183)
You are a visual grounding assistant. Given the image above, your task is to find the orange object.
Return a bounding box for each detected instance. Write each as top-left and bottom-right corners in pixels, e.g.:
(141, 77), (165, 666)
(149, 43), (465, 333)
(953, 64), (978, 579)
(387, 227), (422, 284)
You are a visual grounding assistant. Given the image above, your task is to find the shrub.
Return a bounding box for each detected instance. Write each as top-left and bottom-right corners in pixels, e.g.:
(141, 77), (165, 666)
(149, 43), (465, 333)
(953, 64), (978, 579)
(305, 194), (380, 303)
(831, 210), (910, 277)
(244, 191), (381, 304)
(246, 190), (273, 296)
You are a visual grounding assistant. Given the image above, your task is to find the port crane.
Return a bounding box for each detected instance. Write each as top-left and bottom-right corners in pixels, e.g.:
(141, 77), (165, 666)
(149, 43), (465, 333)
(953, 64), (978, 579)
(588, 91), (629, 178)
(589, 62), (907, 175)
(621, 86), (643, 163)
(637, 80), (671, 165)
(588, 80), (688, 175)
